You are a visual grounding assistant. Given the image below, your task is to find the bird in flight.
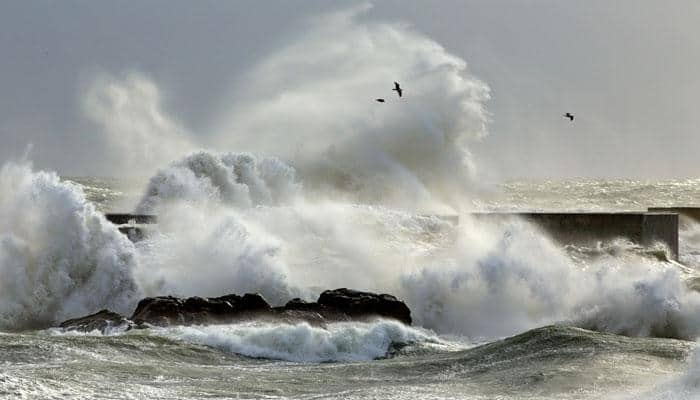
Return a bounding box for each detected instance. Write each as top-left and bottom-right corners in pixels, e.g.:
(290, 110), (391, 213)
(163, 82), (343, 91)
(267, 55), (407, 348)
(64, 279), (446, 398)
(376, 98), (385, 103)
(393, 82), (403, 97)
(564, 112), (574, 121)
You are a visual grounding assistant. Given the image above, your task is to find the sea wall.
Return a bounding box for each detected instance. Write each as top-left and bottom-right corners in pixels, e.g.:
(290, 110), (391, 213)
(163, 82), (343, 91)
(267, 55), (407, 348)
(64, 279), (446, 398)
(471, 212), (679, 259)
(105, 214), (156, 242)
(648, 207), (700, 223)
(103, 212), (680, 260)
(105, 214), (157, 225)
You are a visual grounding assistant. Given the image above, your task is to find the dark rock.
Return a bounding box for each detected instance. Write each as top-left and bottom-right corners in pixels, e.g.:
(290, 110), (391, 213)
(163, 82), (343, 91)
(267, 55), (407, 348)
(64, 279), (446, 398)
(59, 309), (132, 333)
(284, 298), (322, 312)
(58, 288), (412, 331)
(130, 293), (272, 326)
(131, 296), (186, 326)
(282, 298), (349, 322)
(317, 288), (412, 324)
(238, 293), (273, 311)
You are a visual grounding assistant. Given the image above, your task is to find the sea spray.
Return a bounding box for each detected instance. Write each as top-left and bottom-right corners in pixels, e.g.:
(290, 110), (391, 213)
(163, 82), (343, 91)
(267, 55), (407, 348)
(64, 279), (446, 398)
(136, 151), (299, 213)
(210, 4), (490, 213)
(82, 4), (492, 212)
(4, 154), (700, 341)
(132, 155), (700, 340)
(0, 162), (139, 330)
(81, 71), (194, 176)
(680, 219), (700, 268)
(133, 202), (299, 304)
(402, 218), (700, 339)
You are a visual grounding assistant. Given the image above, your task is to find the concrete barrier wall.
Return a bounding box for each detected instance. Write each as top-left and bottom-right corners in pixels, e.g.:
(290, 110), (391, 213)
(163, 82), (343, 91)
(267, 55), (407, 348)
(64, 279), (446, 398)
(103, 212), (679, 259)
(105, 214), (157, 225)
(471, 212), (678, 259)
(640, 213), (679, 257)
(106, 214), (155, 243)
(648, 207), (700, 223)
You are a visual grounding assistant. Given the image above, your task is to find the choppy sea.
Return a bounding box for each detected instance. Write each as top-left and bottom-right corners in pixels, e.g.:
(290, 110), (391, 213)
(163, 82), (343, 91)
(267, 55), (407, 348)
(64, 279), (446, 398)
(2, 174), (700, 399)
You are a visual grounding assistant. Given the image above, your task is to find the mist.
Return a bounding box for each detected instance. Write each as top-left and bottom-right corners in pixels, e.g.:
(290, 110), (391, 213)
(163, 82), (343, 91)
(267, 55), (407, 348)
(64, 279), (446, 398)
(1, 1), (699, 179)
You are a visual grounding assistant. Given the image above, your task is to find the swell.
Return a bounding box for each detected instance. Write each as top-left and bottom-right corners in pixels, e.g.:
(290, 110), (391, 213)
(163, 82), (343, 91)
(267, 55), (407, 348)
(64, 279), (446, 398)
(2, 323), (695, 399)
(37, 323), (690, 365)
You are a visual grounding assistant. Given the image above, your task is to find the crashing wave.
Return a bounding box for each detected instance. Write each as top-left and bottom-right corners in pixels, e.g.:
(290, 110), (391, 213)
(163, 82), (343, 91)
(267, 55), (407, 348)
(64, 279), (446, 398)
(136, 151), (299, 213)
(152, 319), (437, 362)
(0, 162), (139, 330)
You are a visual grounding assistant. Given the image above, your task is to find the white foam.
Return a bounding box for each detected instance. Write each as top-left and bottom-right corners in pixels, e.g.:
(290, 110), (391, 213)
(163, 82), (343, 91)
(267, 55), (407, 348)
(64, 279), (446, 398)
(81, 71), (194, 177)
(0, 162), (139, 330)
(133, 203), (300, 304)
(153, 319), (439, 362)
(134, 164), (700, 340)
(135, 151), (299, 213)
(211, 4), (490, 213)
(679, 219), (700, 269)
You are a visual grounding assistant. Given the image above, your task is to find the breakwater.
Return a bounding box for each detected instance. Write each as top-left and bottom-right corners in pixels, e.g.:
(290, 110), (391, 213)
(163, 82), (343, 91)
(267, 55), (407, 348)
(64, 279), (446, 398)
(648, 207), (700, 223)
(471, 212), (679, 259)
(105, 210), (689, 260)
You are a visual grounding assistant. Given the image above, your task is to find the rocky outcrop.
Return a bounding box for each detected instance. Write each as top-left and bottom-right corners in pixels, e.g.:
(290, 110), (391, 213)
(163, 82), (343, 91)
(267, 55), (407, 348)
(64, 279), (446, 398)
(58, 288), (412, 333)
(59, 309), (133, 333)
(317, 288), (412, 325)
(131, 293), (271, 326)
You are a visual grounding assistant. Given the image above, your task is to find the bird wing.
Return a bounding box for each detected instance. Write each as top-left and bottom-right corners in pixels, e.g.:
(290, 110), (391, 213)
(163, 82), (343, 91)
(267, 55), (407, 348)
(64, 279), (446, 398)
(394, 82), (400, 89)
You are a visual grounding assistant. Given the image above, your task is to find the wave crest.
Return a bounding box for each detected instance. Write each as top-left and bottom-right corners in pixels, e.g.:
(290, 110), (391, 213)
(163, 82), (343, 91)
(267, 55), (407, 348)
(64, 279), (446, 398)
(155, 319), (438, 362)
(0, 162), (139, 330)
(136, 151), (299, 212)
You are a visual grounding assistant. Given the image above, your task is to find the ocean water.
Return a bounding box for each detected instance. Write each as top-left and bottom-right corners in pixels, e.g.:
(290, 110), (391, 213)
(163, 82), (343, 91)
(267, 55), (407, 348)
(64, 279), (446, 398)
(2, 6), (700, 398)
(2, 168), (700, 399)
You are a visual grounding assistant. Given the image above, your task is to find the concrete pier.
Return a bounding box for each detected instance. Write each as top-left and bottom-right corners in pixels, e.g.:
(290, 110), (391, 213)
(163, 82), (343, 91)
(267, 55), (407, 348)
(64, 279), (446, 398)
(103, 211), (680, 259)
(105, 214), (157, 225)
(471, 212), (679, 259)
(648, 207), (700, 223)
(106, 214), (156, 242)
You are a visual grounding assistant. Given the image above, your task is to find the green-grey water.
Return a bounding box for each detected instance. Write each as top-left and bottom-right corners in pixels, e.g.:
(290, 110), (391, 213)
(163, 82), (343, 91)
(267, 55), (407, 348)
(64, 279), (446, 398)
(2, 175), (700, 399)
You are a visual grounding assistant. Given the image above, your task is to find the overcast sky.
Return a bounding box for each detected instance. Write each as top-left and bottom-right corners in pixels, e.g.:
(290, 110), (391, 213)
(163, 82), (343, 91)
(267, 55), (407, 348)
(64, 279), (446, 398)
(1, 1), (699, 179)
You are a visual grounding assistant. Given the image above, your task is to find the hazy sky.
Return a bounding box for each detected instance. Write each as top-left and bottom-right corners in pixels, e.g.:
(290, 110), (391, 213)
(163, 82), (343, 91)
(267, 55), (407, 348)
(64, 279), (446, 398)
(1, 1), (699, 179)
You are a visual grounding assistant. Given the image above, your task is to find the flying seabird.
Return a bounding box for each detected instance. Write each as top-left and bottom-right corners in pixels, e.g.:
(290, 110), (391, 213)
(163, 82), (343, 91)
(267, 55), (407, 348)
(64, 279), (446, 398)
(376, 98), (385, 102)
(564, 112), (574, 121)
(393, 82), (403, 97)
